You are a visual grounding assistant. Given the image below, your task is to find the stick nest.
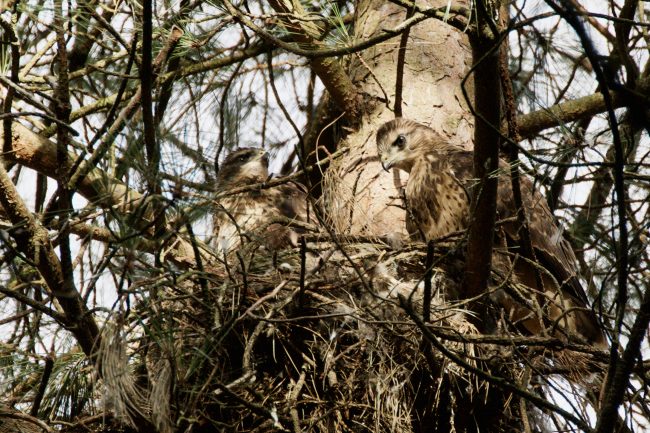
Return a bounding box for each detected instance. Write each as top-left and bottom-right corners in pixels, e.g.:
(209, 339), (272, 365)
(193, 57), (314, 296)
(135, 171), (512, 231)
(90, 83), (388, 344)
(97, 239), (541, 433)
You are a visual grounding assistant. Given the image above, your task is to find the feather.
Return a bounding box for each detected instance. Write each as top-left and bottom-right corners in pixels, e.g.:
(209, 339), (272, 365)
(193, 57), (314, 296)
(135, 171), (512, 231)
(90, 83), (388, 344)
(376, 118), (605, 346)
(213, 148), (312, 255)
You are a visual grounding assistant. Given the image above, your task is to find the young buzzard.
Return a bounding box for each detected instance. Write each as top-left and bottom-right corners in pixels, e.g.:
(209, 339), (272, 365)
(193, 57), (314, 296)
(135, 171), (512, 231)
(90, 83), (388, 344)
(376, 118), (605, 346)
(213, 147), (311, 255)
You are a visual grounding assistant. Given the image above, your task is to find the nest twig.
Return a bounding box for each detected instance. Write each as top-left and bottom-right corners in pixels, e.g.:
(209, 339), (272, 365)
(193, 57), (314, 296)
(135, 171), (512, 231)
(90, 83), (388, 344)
(92, 237), (604, 433)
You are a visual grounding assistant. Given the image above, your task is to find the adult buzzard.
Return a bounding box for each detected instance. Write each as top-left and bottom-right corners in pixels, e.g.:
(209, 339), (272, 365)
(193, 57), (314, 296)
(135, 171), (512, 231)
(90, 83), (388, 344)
(213, 147), (311, 255)
(376, 118), (605, 346)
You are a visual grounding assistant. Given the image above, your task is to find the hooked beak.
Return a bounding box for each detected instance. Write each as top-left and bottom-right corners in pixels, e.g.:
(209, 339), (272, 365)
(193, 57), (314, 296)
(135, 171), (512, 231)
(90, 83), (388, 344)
(260, 151), (270, 167)
(381, 160), (393, 172)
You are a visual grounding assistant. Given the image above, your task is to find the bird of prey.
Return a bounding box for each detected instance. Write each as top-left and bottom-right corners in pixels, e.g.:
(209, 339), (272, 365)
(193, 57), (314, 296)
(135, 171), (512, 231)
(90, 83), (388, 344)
(376, 118), (605, 346)
(213, 147), (311, 255)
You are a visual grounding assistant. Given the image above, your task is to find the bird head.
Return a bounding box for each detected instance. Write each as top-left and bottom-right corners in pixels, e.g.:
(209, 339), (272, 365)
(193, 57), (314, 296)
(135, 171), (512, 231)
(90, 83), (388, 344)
(376, 118), (443, 172)
(216, 147), (270, 190)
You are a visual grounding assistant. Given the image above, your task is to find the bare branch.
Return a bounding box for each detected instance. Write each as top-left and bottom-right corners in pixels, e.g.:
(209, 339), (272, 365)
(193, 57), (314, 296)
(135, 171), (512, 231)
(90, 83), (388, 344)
(463, 3), (501, 304)
(517, 89), (627, 139)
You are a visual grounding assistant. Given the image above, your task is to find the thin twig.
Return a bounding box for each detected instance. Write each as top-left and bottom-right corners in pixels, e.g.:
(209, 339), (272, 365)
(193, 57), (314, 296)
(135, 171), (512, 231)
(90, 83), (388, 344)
(400, 296), (593, 432)
(30, 356), (54, 417)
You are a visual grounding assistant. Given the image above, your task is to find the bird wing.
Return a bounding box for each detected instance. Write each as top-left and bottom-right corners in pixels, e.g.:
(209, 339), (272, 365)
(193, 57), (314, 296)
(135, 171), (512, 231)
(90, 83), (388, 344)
(439, 148), (604, 345)
(494, 162), (605, 345)
(277, 181), (311, 227)
(493, 166), (589, 304)
(256, 181), (312, 250)
(441, 150), (583, 297)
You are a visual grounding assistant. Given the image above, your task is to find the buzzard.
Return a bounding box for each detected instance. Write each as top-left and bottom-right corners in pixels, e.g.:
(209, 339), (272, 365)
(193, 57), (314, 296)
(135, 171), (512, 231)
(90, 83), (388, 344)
(376, 118), (605, 346)
(213, 147), (311, 255)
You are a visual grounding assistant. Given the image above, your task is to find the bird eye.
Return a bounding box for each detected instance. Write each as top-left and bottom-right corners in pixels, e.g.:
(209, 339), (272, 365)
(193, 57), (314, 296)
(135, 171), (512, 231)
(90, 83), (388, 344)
(393, 134), (406, 148)
(238, 155), (249, 162)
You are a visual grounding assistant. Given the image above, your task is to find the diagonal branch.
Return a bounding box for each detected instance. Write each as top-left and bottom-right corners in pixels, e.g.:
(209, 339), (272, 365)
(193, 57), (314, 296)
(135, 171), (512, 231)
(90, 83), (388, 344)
(0, 154), (100, 360)
(67, 27), (183, 192)
(1, 123), (216, 269)
(400, 296), (593, 431)
(3, 123), (146, 214)
(67, 0), (118, 72)
(223, 0), (364, 122)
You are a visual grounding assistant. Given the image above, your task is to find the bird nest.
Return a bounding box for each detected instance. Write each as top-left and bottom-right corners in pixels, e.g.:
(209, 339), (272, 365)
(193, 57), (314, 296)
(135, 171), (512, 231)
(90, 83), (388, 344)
(95, 237), (564, 433)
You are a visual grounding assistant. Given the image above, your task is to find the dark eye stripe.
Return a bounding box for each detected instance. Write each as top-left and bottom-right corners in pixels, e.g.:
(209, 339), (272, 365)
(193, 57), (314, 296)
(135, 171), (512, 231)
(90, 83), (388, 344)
(230, 151), (254, 163)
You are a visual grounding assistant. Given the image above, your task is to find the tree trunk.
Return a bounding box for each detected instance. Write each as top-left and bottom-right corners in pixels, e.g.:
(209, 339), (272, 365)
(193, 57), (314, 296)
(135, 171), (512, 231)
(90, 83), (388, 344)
(323, 0), (474, 238)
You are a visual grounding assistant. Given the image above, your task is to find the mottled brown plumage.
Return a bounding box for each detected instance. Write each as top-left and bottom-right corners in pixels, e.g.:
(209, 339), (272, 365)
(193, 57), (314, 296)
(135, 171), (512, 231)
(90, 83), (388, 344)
(376, 118), (605, 346)
(213, 147), (311, 255)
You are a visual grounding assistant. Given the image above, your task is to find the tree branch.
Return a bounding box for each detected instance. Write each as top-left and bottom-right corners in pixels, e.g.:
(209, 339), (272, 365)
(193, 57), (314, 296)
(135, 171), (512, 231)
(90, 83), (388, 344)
(399, 296), (593, 432)
(463, 2), (501, 304)
(53, 0), (76, 356)
(225, 0), (364, 122)
(517, 90), (627, 139)
(2, 123), (146, 215)
(0, 151), (100, 360)
(67, 27), (183, 192)
(67, 0), (117, 72)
